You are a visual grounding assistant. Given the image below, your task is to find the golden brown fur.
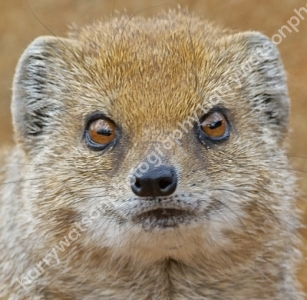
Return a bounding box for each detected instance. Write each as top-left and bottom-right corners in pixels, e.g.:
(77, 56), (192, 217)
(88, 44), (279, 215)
(0, 10), (303, 299)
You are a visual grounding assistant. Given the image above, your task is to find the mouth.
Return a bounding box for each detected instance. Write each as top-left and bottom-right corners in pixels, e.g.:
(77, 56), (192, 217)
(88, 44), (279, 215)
(133, 208), (196, 230)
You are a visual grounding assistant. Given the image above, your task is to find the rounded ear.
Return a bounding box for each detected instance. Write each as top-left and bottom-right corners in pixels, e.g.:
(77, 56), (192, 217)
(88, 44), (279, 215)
(233, 32), (290, 142)
(11, 36), (78, 154)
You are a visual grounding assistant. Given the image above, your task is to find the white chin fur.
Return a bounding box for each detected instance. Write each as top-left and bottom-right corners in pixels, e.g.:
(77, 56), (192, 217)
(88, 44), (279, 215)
(84, 216), (235, 264)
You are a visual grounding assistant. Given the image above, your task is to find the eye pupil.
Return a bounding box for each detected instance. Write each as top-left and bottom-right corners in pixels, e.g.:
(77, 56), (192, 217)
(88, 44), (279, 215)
(96, 128), (112, 136)
(209, 120), (222, 129)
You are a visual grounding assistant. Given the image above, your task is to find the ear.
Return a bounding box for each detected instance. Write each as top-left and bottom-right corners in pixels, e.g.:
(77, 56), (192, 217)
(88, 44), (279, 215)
(11, 36), (78, 154)
(234, 32), (290, 142)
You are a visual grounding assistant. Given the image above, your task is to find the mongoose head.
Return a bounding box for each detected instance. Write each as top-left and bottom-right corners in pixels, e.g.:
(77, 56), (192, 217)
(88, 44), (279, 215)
(12, 10), (295, 267)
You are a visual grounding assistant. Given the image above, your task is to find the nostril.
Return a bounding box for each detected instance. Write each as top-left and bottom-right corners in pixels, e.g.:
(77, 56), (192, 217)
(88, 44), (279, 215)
(159, 178), (172, 190)
(135, 178), (142, 189)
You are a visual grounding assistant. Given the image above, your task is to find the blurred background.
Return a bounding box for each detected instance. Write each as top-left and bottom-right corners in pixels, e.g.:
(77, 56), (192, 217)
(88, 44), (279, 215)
(0, 0), (306, 293)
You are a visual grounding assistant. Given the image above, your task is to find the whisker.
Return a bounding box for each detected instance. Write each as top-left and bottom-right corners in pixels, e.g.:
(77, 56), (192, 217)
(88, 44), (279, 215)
(288, 154), (307, 160)
(0, 176), (50, 186)
(118, 2), (173, 41)
(212, 187), (306, 239)
(24, 0), (70, 50)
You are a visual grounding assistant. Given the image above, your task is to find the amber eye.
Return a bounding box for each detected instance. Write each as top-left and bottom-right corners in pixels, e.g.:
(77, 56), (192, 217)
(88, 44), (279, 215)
(200, 111), (229, 140)
(86, 118), (117, 150)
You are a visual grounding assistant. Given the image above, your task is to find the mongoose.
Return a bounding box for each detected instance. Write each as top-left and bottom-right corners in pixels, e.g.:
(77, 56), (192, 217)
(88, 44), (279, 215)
(0, 9), (303, 300)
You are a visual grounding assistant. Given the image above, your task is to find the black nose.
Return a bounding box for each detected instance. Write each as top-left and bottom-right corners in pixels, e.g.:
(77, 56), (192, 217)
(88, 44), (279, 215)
(131, 165), (177, 197)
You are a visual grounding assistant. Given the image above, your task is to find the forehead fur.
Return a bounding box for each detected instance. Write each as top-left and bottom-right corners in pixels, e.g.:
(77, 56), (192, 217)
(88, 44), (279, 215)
(67, 10), (243, 132)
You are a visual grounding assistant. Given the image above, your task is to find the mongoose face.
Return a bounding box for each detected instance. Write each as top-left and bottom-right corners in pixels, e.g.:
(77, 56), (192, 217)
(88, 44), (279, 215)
(11, 10), (295, 271)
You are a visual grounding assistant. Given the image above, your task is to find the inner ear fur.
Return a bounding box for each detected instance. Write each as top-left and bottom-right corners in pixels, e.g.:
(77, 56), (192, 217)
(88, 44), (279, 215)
(11, 36), (78, 153)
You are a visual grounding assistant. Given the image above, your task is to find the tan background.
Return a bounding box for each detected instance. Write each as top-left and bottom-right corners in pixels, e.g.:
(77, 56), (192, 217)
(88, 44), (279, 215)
(0, 0), (306, 293)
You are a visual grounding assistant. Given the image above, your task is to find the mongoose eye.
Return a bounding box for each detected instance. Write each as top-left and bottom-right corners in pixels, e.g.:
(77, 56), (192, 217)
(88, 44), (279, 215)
(199, 111), (229, 142)
(85, 117), (117, 151)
